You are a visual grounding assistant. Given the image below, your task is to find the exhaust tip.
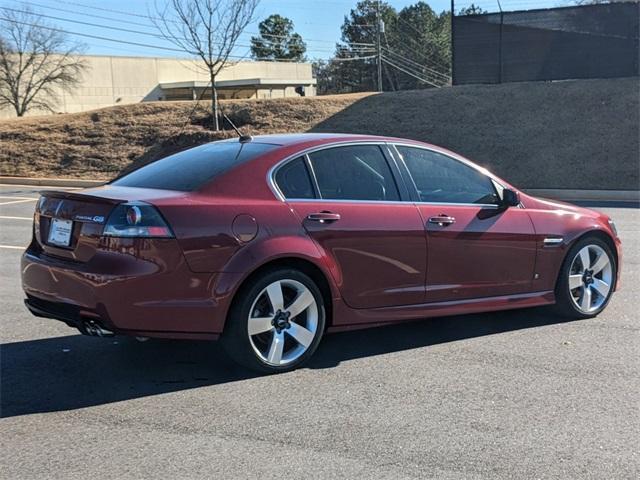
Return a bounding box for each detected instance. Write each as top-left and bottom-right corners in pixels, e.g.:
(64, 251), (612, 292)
(82, 320), (114, 337)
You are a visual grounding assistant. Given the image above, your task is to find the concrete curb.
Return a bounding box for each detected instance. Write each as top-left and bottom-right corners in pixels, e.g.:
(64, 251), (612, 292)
(0, 176), (106, 187)
(1, 177), (638, 203)
(523, 189), (639, 203)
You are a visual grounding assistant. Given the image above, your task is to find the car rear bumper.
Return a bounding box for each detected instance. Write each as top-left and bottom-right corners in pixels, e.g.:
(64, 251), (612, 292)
(21, 238), (225, 338)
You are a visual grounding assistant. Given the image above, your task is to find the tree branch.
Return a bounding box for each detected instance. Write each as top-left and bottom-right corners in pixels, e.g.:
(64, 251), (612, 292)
(0, 5), (86, 116)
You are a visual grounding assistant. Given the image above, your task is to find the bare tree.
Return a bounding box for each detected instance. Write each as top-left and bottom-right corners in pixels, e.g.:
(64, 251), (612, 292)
(154, 0), (259, 131)
(0, 6), (86, 117)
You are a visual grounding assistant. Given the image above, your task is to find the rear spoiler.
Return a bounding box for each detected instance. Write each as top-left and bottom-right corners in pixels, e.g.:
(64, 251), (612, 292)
(39, 190), (122, 205)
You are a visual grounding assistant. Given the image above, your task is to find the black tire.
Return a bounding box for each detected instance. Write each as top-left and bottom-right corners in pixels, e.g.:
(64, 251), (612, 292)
(552, 235), (617, 319)
(221, 268), (326, 373)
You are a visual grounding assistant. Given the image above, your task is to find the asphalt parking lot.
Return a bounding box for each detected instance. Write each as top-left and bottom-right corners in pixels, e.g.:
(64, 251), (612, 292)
(1, 184), (638, 479)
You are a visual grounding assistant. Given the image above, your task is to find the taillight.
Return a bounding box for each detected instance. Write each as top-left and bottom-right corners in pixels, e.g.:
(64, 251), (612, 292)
(36, 196), (46, 212)
(33, 211), (40, 240)
(34, 196), (43, 239)
(103, 202), (174, 238)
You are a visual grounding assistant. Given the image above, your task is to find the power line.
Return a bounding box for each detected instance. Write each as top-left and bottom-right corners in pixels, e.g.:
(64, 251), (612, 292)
(382, 47), (449, 79)
(5, 1), (452, 75)
(396, 16), (429, 39)
(382, 55), (432, 81)
(381, 45), (450, 78)
(31, 0), (354, 29)
(385, 58), (449, 86)
(0, 15), (378, 64)
(391, 33), (451, 72)
(12, 0), (377, 59)
(36, 0), (160, 21)
(381, 56), (442, 88)
(1, 6), (367, 54)
(381, 47), (450, 83)
(0, 16), (304, 62)
(246, 32), (374, 47)
(330, 55), (377, 62)
(16, 0), (160, 29)
(2, 6), (173, 41)
(382, 47), (450, 81)
(335, 37), (450, 77)
(263, 0), (358, 6)
(16, 0), (375, 47)
(0, 15), (181, 53)
(390, 14), (452, 72)
(382, 54), (448, 86)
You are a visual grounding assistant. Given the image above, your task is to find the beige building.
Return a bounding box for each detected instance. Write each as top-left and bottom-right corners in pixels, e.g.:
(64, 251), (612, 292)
(0, 54), (316, 118)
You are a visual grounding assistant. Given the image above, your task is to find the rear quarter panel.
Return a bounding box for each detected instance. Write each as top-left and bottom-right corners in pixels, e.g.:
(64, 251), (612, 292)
(154, 194), (342, 320)
(155, 196), (326, 273)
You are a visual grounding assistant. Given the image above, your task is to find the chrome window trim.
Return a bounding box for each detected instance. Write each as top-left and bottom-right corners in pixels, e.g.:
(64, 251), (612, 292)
(414, 201), (500, 209)
(278, 198), (501, 208)
(302, 153), (321, 198)
(267, 140), (401, 202)
(267, 140), (518, 210)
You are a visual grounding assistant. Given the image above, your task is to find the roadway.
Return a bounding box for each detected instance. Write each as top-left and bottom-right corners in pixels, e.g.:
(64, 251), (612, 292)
(1, 184), (638, 479)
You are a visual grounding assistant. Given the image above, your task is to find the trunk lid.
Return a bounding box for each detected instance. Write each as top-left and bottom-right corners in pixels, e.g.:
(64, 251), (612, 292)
(35, 186), (185, 262)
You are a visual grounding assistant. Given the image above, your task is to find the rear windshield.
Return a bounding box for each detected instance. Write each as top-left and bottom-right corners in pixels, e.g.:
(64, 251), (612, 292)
(111, 141), (278, 191)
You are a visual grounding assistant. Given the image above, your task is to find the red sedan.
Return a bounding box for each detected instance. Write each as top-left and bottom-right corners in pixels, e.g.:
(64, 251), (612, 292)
(22, 134), (621, 372)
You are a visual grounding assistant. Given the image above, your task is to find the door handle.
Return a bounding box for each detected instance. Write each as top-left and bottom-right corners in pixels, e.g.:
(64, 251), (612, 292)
(306, 212), (341, 223)
(428, 215), (455, 227)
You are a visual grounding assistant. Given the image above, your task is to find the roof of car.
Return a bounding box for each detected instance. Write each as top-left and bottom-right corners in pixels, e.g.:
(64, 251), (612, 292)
(220, 132), (425, 148)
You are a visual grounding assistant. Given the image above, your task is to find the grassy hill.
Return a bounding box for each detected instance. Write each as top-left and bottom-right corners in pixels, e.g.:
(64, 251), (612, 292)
(1, 77), (637, 190)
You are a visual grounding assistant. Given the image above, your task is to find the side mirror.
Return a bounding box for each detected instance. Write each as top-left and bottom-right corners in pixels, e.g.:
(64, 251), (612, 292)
(501, 188), (520, 207)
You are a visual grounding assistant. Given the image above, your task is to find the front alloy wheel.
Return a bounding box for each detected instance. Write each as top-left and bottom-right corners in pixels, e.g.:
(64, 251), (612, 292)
(553, 236), (616, 318)
(568, 244), (613, 314)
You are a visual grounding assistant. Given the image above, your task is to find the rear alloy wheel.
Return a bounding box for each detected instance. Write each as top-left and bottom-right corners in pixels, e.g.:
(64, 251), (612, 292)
(222, 269), (326, 373)
(553, 237), (616, 318)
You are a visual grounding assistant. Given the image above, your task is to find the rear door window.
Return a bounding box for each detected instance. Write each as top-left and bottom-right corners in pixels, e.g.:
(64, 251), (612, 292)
(112, 141), (277, 191)
(307, 145), (400, 201)
(274, 156), (315, 199)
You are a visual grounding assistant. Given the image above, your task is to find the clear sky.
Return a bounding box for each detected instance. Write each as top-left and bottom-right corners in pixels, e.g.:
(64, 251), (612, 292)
(0, 0), (568, 60)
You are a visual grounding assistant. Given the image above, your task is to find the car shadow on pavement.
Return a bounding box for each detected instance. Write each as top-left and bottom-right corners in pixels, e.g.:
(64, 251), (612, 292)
(308, 307), (573, 370)
(1, 307), (573, 418)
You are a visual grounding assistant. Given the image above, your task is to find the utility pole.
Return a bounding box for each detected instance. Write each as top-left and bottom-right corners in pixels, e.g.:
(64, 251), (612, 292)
(376, 0), (383, 92)
(451, 0), (455, 85)
(497, 0), (504, 83)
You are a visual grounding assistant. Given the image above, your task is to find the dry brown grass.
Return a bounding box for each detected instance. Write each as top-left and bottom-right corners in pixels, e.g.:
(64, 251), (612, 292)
(1, 78), (638, 189)
(0, 93), (375, 179)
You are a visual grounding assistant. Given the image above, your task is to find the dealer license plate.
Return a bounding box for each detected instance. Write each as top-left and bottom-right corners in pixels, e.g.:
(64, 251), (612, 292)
(47, 218), (73, 247)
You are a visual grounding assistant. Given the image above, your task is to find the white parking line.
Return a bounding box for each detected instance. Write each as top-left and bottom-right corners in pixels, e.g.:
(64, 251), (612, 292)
(0, 215), (32, 220)
(0, 198), (38, 206)
(0, 245), (25, 250)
